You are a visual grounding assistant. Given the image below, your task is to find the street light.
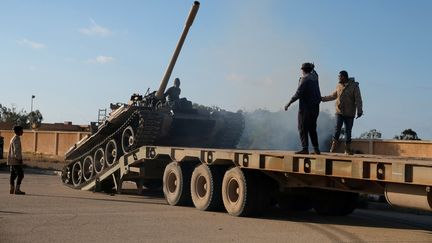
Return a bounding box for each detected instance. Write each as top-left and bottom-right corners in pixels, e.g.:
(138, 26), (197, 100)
(31, 95), (35, 113)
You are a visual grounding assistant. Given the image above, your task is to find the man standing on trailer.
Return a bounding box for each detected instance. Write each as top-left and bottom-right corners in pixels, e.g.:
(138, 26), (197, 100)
(285, 62), (322, 154)
(321, 70), (363, 154)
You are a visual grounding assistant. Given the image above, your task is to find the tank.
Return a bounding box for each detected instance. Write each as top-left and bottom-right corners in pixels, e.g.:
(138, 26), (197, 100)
(61, 1), (244, 188)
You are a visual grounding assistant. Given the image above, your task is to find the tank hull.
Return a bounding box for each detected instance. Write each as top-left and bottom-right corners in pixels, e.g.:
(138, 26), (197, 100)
(62, 105), (244, 187)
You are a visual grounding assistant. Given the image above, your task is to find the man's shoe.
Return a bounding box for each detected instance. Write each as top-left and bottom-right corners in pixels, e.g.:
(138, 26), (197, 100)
(311, 148), (321, 155)
(330, 140), (338, 153)
(10, 185), (15, 194)
(295, 149), (309, 154)
(15, 190), (26, 195)
(15, 185), (25, 195)
(345, 143), (354, 155)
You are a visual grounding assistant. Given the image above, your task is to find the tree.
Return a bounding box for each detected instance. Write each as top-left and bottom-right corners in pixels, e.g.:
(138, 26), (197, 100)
(359, 129), (382, 139)
(0, 103), (43, 128)
(0, 104), (28, 126)
(394, 129), (420, 140)
(28, 110), (43, 128)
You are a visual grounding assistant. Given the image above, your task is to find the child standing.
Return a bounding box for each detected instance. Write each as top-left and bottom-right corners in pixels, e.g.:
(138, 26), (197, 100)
(7, 125), (25, 195)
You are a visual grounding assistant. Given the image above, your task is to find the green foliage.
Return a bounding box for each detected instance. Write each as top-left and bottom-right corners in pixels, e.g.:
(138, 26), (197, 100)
(0, 104), (43, 128)
(359, 129), (382, 139)
(192, 103), (222, 113)
(393, 129), (420, 140)
(28, 110), (43, 128)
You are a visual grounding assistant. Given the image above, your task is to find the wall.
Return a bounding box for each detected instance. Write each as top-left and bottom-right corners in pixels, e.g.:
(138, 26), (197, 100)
(339, 139), (432, 158)
(0, 130), (89, 159)
(1, 129), (431, 159)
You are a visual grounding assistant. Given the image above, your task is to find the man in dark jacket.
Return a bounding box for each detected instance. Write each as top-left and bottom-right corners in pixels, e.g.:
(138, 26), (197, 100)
(285, 63), (321, 154)
(164, 78), (181, 105)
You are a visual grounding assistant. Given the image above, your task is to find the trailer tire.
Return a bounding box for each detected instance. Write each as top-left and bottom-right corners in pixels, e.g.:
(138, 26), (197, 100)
(254, 172), (277, 213)
(163, 161), (193, 206)
(222, 167), (258, 216)
(277, 194), (313, 211)
(191, 164), (225, 211)
(142, 179), (163, 190)
(312, 190), (359, 216)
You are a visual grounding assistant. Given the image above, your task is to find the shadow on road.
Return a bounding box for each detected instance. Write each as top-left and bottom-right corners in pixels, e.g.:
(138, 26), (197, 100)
(258, 207), (432, 232)
(24, 191), (166, 206)
(71, 187), (432, 233)
(0, 210), (27, 215)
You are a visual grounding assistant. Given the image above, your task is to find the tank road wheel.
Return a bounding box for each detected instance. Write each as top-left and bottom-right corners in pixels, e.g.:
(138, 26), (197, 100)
(163, 161), (193, 206)
(93, 148), (105, 174)
(190, 164), (225, 211)
(222, 167), (258, 217)
(61, 166), (71, 184)
(105, 139), (118, 166)
(82, 155), (94, 182)
(121, 126), (136, 154)
(71, 162), (83, 187)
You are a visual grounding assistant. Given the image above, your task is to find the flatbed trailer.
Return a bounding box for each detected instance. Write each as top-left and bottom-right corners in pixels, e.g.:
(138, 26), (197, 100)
(72, 145), (432, 217)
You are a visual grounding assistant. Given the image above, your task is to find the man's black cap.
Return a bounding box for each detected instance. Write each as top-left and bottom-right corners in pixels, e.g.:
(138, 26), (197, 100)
(174, 78), (180, 86)
(301, 62), (315, 71)
(339, 70), (349, 78)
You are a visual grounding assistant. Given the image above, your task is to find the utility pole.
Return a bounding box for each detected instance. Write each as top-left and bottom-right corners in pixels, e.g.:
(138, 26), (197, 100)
(31, 95), (35, 113)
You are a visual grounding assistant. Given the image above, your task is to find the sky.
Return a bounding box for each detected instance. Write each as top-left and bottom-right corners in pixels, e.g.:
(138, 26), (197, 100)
(0, 0), (431, 140)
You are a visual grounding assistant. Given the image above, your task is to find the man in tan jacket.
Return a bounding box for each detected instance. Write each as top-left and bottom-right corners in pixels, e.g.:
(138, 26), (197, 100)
(7, 125), (25, 194)
(322, 70), (363, 154)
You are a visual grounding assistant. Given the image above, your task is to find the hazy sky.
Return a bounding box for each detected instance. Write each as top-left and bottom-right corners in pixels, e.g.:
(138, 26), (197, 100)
(0, 0), (431, 139)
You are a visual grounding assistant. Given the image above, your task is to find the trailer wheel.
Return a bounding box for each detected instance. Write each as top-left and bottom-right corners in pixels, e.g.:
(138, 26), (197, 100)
(222, 167), (258, 216)
(142, 179), (163, 190)
(277, 194), (313, 211)
(191, 164), (225, 211)
(312, 190), (359, 216)
(254, 172), (277, 213)
(163, 161), (193, 206)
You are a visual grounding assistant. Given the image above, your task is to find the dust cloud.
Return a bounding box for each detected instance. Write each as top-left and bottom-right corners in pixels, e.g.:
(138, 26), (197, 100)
(237, 107), (335, 151)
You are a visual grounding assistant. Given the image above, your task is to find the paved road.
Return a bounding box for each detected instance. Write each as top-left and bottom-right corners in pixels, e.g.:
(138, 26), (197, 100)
(0, 170), (431, 243)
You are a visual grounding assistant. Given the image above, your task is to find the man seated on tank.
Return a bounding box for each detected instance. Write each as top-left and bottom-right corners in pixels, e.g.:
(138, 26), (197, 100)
(164, 78), (181, 108)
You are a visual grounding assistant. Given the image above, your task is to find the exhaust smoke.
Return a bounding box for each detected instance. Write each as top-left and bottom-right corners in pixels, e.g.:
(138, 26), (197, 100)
(237, 107), (335, 151)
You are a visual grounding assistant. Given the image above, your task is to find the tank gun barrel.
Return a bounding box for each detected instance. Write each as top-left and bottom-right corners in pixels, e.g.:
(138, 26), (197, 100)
(155, 1), (200, 99)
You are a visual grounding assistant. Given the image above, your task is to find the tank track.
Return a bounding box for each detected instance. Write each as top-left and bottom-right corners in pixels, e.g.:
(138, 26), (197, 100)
(135, 111), (164, 147)
(62, 109), (165, 188)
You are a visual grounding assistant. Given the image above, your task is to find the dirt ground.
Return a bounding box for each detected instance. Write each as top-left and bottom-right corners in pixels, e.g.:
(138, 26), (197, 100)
(1, 169), (431, 243)
(0, 155), (65, 171)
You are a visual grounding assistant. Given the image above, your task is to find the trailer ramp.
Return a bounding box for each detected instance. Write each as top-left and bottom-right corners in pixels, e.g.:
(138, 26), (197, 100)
(80, 163), (120, 191)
